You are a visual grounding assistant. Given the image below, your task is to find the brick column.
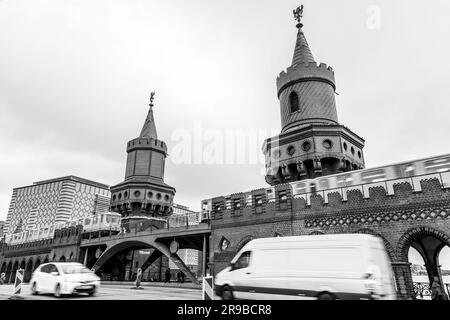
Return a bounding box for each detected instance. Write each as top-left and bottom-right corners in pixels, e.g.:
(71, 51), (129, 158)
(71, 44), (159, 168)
(392, 262), (415, 300)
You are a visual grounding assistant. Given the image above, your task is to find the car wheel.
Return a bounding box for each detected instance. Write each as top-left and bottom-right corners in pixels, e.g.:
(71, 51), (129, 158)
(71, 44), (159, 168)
(88, 287), (96, 296)
(31, 282), (39, 295)
(318, 293), (335, 300)
(221, 286), (234, 300)
(54, 284), (62, 298)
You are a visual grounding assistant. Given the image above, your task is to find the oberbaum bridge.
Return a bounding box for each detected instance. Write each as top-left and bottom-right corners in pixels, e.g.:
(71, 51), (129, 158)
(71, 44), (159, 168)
(1, 6), (450, 300)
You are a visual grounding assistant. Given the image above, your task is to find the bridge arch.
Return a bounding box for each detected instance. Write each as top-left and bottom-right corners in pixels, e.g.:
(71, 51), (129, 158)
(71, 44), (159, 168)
(34, 258), (41, 271)
(24, 259), (33, 283)
(397, 226), (450, 262)
(397, 226), (450, 298)
(11, 261), (19, 283)
(5, 262), (12, 284)
(91, 239), (200, 284)
(354, 228), (396, 261)
(0, 262), (6, 281)
(93, 240), (151, 271)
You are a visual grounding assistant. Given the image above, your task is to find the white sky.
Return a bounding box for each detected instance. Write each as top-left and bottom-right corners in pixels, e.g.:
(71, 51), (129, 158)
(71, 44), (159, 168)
(0, 0), (449, 258)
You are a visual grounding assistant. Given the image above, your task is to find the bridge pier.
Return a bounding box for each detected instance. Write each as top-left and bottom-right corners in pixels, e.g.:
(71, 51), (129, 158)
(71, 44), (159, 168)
(391, 262), (415, 300)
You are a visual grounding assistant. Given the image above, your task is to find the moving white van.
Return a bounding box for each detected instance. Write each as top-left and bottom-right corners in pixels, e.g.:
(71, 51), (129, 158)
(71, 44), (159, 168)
(214, 234), (397, 300)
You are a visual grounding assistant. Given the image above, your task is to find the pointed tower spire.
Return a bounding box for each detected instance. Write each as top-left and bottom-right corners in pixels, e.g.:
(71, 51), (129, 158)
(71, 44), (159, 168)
(139, 91), (158, 139)
(292, 5), (315, 66)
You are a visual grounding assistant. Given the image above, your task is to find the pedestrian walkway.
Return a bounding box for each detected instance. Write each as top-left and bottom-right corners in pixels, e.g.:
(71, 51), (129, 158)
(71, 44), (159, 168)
(101, 281), (201, 290)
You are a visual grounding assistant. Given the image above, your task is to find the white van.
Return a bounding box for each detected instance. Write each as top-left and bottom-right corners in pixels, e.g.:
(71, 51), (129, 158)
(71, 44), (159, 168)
(214, 234), (397, 300)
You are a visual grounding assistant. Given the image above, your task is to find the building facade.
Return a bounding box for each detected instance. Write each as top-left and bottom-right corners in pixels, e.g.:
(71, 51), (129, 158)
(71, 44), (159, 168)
(4, 176), (110, 236)
(0, 221), (5, 238)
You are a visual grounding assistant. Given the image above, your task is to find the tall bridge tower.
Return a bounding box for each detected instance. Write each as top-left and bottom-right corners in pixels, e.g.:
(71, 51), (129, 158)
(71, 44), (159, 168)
(263, 6), (366, 185)
(110, 93), (176, 228)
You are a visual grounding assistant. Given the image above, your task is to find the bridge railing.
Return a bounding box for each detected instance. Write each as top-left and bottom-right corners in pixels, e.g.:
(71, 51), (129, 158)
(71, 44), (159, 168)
(413, 282), (450, 300)
(166, 212), (202, 228)
(85, 213), (208, 241)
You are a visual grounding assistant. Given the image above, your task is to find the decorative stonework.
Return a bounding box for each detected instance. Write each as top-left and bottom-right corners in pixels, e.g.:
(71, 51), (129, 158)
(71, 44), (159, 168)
(305, 207), (449, 228)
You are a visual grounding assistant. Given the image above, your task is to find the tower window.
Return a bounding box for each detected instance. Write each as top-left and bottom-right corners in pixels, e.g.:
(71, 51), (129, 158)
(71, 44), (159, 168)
(289, 91), (300, 113)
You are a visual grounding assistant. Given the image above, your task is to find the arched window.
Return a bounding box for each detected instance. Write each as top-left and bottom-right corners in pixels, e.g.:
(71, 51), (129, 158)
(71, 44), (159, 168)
(289, 91), (300, 113)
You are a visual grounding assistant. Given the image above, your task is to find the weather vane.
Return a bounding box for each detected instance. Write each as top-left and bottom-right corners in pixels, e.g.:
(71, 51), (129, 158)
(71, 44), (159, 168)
(293, 5), (304, 28)
(149, 91), (155, 107)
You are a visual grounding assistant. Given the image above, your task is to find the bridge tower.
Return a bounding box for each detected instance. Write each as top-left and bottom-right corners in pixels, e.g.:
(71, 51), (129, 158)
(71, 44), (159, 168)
(110, 92), (176, 229)
(262, 6), (366, 185)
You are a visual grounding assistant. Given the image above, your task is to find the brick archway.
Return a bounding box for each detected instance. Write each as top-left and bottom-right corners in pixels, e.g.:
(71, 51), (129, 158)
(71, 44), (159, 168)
(24, 259), (33, 283)
(397, 226), (450, 262)
(235, 235), (255, 252)
(354, 228), (396, 261)
(0, 262), (6, 282)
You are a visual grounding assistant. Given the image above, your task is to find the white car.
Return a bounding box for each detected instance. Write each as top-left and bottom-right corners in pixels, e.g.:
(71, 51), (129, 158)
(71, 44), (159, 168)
(30, 262), (100, 298)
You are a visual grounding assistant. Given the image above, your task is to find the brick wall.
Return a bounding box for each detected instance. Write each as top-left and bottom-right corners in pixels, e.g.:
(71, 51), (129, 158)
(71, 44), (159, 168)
(211, 178), (450, 299)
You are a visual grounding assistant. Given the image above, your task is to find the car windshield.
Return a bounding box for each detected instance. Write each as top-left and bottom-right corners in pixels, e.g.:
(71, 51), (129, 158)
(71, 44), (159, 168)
(61, 264), (92, 274)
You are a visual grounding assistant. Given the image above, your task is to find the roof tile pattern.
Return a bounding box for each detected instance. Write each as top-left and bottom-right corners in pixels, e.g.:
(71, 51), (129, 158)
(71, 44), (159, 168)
(292, 29), (315, 66)
(139, 107), (158, 140)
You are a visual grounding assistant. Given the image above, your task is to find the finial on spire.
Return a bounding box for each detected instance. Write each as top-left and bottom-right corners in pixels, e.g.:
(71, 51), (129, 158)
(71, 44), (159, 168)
(293, 5), (304, 29)
(149, 91), (155, 108)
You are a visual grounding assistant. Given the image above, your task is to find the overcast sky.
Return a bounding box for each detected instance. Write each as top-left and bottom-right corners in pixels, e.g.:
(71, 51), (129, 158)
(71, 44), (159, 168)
(1, 0), (449, 228)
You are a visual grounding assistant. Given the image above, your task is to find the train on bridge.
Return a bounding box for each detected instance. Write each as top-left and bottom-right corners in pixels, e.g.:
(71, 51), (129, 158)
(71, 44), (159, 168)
(2, 212), (122, 246)
(200, 153), (450, 220)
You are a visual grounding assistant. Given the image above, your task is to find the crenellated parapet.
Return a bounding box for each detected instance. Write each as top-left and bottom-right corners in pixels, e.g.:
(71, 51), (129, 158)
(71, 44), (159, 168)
(127, 137), (167, 154)
(276, 62), (336, 97)
(209, 177), (449, 224)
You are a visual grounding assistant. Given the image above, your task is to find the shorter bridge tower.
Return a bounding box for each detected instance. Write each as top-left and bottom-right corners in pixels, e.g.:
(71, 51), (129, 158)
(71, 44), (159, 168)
(110, 93), (176, 230)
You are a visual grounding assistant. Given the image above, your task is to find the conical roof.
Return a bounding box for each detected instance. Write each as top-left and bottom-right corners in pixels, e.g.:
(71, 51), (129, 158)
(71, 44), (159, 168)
(292, 27), (316, 66)
(139, 106), (158, 139)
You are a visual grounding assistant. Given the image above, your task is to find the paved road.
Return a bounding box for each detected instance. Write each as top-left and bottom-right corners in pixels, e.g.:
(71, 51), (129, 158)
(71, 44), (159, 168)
(0, 283), (202, 300)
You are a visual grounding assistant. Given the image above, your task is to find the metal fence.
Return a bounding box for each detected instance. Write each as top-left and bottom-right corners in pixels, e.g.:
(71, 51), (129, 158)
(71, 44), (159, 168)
(413, 282), (450, 300)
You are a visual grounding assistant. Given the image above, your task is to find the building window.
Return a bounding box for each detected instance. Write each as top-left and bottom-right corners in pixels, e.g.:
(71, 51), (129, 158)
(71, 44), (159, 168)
(358, 151), (362, 159)
(134, 191), (141, 197)
(287, 145), (296, 156)
(289, 91), (300, 113)
(343, 142), (348, 151)
(233, 199), (241, 210)
(219, 237), (230, 251)
(351, 147), (355, 155)
(234, 251), (251, 269)
(302, 141), (311, 152)
(322, 139), (333, 150)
